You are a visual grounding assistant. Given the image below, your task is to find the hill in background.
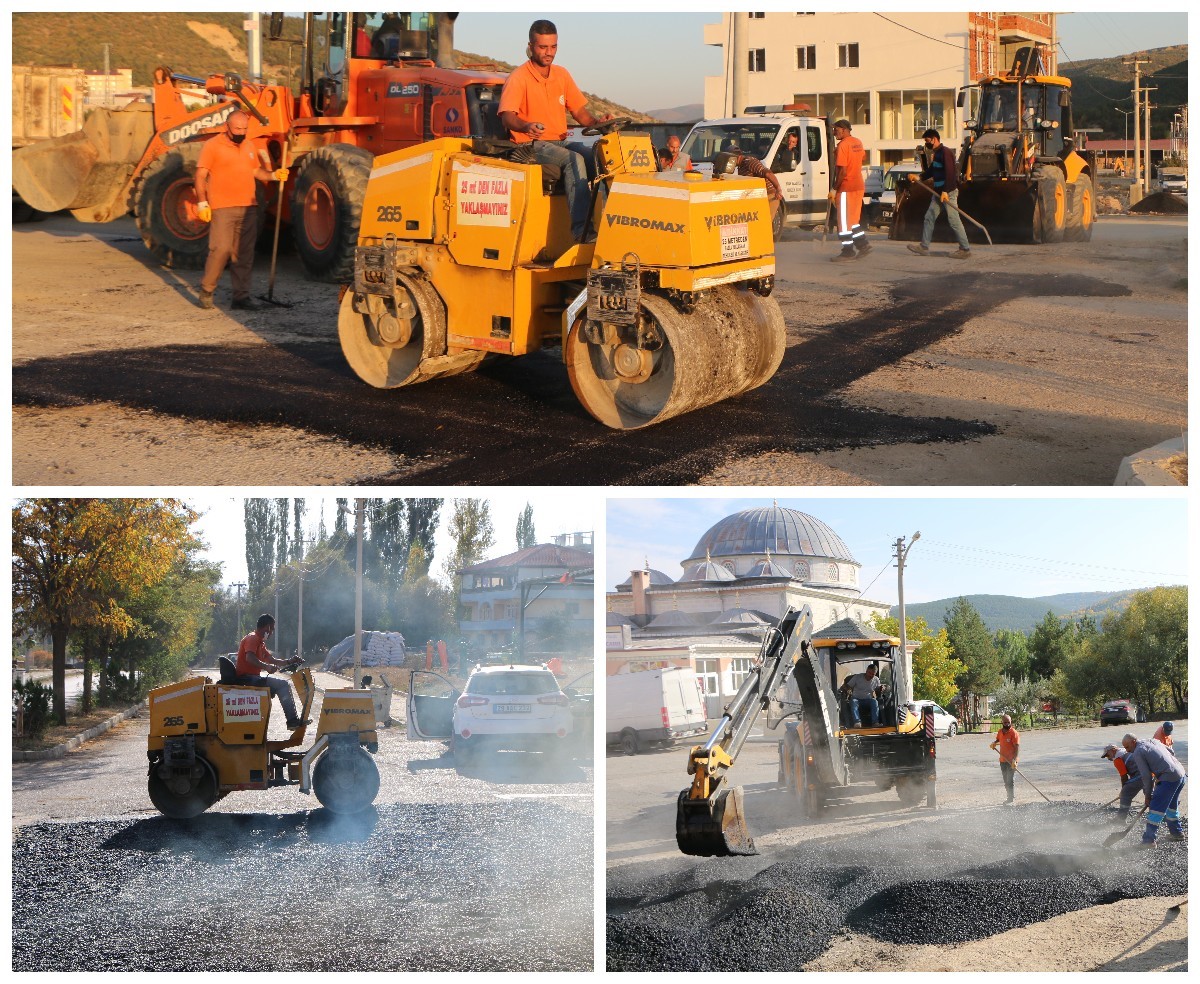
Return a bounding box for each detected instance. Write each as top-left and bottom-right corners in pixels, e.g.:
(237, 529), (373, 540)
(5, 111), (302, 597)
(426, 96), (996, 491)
(889, 588), (1168, 634)
(11, 12), (651, 122)
(1059, 45), (1187, 140)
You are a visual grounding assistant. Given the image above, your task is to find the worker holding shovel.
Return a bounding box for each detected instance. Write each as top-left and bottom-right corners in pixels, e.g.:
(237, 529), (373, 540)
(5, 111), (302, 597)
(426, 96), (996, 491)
(906, 128), (972, 260)
(990, 713), (1020, 805)
(1121, 733), (1187, 848)
(1101, 742), (1145, 822)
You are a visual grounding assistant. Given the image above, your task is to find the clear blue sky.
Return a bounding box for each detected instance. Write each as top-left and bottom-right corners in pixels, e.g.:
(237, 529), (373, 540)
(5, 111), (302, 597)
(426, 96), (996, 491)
(451, 12), (1188, 111)
(606, 496), (1188, 606)
(189, 494), (594, 588)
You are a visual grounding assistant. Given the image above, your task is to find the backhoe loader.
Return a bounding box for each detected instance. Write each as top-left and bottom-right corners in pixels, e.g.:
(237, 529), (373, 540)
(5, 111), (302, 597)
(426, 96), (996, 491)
(146, 657), (379, 817)
(890, 45), (1096, 245)
(338, 121), (785, 429)
(675, 611), (937, 857)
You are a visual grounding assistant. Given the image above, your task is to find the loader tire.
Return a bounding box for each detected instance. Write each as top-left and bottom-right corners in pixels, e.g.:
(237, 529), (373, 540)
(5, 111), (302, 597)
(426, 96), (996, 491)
(134, 144), (209, 269)
(148, 755), (218, 818)
(12, 195), (49, 223)
(1033, 165), (1066, 244)
(1065, 173), (1095, 242)
(290, 144), (373, 283)
(313, 744), (380, 814)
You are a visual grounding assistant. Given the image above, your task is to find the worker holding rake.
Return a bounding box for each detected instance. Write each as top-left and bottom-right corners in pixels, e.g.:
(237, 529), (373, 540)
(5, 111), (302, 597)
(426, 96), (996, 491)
(990, 714), (1020, 804)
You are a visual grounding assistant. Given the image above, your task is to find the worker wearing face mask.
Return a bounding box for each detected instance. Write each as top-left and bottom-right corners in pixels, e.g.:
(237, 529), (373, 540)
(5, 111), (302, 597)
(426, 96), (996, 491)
(193, 110), (289, 311)
(906, 128), (971, 260)
(989, 713), (1020, 804)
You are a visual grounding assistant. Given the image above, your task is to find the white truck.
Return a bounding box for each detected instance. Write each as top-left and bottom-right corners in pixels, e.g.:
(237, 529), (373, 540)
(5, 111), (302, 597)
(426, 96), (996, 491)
(1158, 165), (1187, 196)
(606, 667), (708, 755)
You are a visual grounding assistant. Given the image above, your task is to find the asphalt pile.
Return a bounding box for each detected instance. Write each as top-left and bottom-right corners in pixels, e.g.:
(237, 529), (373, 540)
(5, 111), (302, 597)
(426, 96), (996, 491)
(606, 802), (1186, 971)
(1129, 191), (1188, 214)
(13, 802), (592, 972)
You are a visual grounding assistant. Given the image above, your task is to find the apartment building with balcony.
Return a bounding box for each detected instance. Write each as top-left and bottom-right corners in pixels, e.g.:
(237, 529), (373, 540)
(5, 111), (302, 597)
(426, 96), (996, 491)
(704, 12), (1056, 168)
(457, 532), (594, 658)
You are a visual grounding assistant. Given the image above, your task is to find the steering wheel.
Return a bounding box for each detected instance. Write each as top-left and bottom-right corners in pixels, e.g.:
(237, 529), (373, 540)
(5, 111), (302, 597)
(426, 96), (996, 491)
(581, 116), (632, 137)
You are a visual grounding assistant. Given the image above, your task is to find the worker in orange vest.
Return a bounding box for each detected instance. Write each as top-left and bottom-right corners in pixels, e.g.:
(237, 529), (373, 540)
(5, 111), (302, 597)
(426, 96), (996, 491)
(989, 714), (1020, 804)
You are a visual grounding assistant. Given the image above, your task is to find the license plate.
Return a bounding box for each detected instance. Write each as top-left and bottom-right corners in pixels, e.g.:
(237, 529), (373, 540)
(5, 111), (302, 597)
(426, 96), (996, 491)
(494, 703), (531, 714)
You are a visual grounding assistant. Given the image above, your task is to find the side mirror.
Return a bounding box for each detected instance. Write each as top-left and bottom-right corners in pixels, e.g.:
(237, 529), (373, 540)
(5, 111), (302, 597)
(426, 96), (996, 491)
(956, 89), (966, 108)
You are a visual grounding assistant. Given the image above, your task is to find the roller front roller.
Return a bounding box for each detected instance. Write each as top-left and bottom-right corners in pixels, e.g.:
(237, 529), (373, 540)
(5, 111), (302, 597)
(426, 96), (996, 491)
(339, 270), (486, 389)
(566, 285), (786, 430)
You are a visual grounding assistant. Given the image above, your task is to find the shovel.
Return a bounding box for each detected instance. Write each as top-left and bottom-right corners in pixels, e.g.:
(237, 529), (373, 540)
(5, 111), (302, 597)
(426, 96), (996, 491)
(1104, 803), (1149, 848)
(260, 144), (293, 309)
(906, 178), (994, 246)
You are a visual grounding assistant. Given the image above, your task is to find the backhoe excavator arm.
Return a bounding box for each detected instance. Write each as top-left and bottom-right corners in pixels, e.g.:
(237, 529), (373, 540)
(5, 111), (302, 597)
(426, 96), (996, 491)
(676, 606), (813, 856)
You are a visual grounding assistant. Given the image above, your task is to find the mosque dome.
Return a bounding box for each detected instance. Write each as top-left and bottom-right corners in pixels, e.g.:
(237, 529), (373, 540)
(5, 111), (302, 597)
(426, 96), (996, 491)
(685, 506), (858, 566)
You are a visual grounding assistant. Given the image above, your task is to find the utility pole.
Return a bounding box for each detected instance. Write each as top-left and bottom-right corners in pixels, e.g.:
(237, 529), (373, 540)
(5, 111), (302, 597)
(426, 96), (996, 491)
(1142, 86), (1157, 193)
(1124, 56), (1148, 199)
(232, 582), (246, 639)
(353, 498), (365, 688)
(295, 537), (312, 662)
(893, 532), (920, 705)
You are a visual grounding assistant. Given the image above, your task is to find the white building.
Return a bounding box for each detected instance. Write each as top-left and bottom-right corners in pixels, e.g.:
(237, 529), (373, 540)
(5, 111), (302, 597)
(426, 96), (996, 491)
(606, 505), (891, 717)
(703, 12), (1056, 168)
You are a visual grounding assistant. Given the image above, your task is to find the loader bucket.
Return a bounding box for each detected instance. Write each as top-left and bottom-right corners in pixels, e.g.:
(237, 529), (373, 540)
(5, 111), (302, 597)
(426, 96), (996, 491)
(675, 786), (757, 857)
(12, 103), (155, 222)
(890, 179), (1036, 245)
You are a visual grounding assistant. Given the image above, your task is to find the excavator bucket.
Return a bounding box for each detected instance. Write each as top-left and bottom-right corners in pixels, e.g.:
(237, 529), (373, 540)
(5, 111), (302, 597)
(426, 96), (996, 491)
(12, 104), (155, 222)
(675, 786), (757, 857)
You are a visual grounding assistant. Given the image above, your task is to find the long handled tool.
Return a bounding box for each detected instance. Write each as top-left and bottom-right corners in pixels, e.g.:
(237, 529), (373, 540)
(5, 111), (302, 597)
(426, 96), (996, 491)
(1104, 803), (1150, 848)
(907, 178), (993, 246)
(993, 747), (1052, 803)
(260, 144), (292, 309)
(1084, 791), (1124, 814)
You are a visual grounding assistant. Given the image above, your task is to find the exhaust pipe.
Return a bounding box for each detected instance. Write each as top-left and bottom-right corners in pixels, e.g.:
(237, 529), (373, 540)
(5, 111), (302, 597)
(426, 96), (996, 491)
(436, 13), (458, 69)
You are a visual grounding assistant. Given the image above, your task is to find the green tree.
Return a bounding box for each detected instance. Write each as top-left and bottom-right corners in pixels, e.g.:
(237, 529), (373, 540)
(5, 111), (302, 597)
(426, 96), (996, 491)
(993, 628), (1031, 680)
(274, 498), (291, 571)
(1091, 586), (1187, 716)
(871, 613), (965, 709)
(12, 499), (199, 723)
(243, 498), (276, 599)
(441, 499), (495, 620)
(944, 597), (1001, 730)
(1027, 611), (1074, 680)
(516, 503), (537, 549)
(406, 499), (441, 578)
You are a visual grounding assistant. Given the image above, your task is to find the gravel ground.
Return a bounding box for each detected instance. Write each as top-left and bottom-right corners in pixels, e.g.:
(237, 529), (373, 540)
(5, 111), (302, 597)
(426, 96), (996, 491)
(606, 802), (1186, 971)
(13, 802), (593, 971)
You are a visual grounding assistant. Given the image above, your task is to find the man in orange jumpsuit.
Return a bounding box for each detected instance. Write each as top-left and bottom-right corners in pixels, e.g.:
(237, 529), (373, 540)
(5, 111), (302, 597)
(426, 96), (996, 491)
(989, 713), (1020, 804)
(194, 110), (288, 311)
(829, 118), (870, 261)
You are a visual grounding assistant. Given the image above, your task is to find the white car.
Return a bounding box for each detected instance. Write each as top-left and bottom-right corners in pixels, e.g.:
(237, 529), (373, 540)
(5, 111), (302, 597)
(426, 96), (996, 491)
(407, 664), (581, 759)
(907, 699), (959, 737)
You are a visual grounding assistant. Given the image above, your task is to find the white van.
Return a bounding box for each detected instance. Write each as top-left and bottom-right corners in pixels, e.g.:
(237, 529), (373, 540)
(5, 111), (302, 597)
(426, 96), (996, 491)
(680, 109), (834, 236)
(606, 667), (708, 755)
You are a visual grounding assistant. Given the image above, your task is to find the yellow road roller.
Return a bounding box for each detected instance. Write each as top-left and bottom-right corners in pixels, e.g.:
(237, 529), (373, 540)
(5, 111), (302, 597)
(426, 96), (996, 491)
(338, 120), (785, 429)
(146, 659), (379, 817)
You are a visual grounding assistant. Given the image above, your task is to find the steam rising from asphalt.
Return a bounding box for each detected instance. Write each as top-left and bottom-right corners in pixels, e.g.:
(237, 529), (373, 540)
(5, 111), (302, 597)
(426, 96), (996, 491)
(607, 801), (1186, 971)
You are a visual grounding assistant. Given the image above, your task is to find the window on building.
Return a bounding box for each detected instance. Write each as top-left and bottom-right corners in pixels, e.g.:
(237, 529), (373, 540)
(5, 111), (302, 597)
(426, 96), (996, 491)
(838, 43), (859, 69)
(695, 658), (719, 697)
(723, 561), (736, 572)
(796, 45), (816, 70)
(749, 48), (766, 72)
(730, 657), (753, 690)
(478, 603), (490, 620)
(749, 11), (765, 18)
(827, 563), (839, 582)
(794, 561), (810, 579)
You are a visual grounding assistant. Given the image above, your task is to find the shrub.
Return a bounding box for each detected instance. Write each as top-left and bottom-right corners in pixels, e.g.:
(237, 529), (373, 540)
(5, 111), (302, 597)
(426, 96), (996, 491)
(13, 678), (54, 739)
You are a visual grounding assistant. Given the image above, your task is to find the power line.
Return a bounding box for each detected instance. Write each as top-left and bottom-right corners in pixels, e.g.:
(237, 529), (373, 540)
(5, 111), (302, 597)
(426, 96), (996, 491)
(874, 13), (966, 50)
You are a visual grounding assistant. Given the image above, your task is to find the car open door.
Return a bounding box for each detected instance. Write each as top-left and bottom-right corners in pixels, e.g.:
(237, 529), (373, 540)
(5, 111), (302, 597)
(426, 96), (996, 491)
(406, 670), (459, 740)
(563, 670), (593, 755)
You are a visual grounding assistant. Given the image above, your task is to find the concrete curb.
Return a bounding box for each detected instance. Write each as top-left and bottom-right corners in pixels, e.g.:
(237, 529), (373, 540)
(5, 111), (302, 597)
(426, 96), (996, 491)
(1115, 434), (1187, 486)
(13, 701), (146, 762)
